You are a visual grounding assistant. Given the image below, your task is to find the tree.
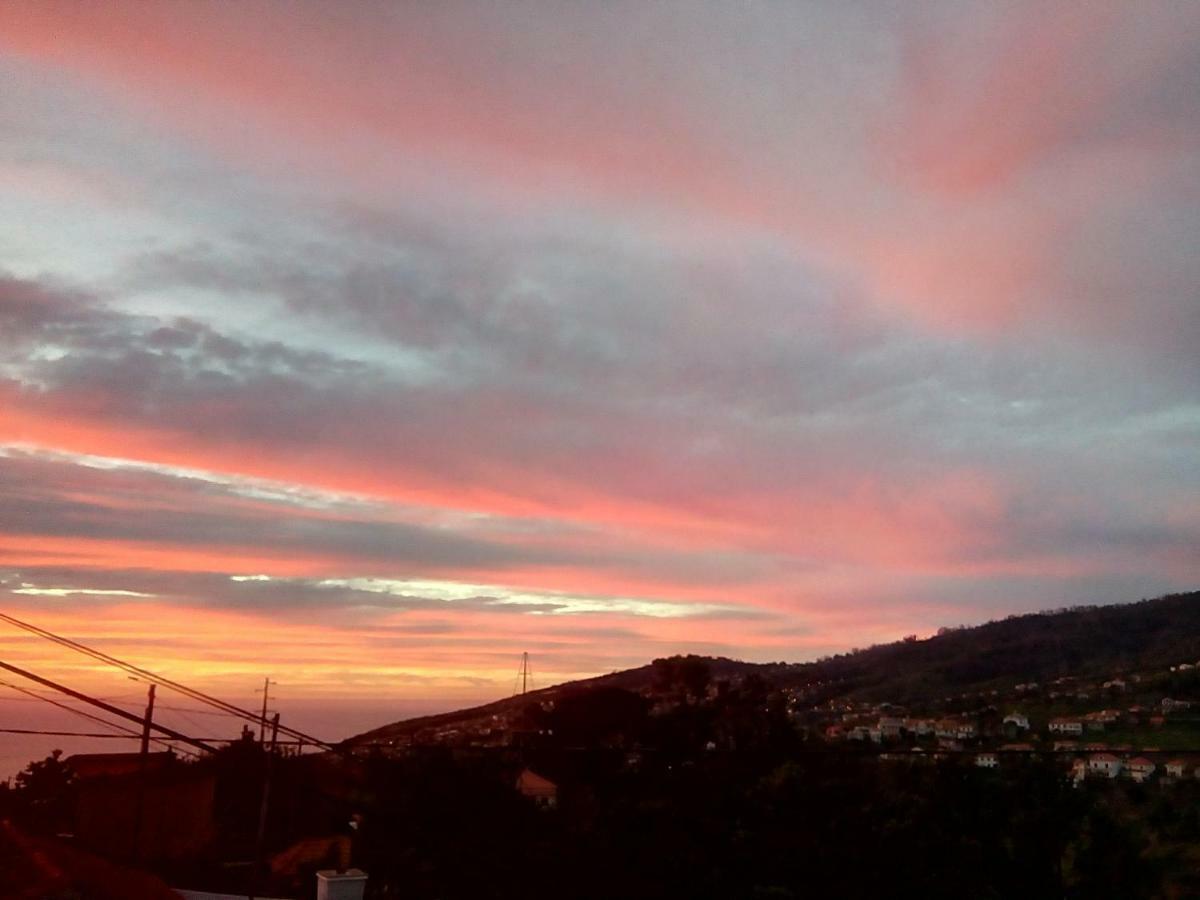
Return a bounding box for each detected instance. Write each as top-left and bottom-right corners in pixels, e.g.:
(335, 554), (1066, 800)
(12, 749), (75, 832)
(550, 687), (647, 745)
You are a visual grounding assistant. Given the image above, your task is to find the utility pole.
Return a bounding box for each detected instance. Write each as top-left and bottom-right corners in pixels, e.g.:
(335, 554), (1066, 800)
(0, 659), (216, 753)
(256, 678), (275, 743)
(140, 683), (156, 755)
(134, 682), (156, 862)
(520, 652), (530, 695)
(249, 712), (280, 900)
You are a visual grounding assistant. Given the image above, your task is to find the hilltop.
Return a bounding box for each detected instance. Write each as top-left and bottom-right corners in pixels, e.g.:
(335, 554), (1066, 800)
(346, 590), (1199, 748)
(345, 655), (785, 748)
(792, 589), (1200, 704)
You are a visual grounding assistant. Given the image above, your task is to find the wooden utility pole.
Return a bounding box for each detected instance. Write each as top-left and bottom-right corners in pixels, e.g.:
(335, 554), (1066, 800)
(256, 677), (275, 743)
(134, 682), (156, 862)
(249, 712), (280, 900)
(0, 659), (216, 753)
(140, 683), (156, 755)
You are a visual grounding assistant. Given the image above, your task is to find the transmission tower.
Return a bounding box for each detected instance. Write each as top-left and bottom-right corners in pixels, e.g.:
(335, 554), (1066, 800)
(515, 652), (533, 696)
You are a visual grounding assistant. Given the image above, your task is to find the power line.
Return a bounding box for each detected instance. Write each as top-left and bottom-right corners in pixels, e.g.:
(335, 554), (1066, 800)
(1, 678), (145, 739)
(0, 728), (158, 739)
(0, 659), (217, 754)
(155, 703), (244, 718)
(0, 612), (333, 750)
(0, 687), (146, 704)
(0, 678), (198, 758)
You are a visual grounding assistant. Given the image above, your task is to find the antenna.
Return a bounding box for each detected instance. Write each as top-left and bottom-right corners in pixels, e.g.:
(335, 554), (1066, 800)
(515, 652), (533, 696)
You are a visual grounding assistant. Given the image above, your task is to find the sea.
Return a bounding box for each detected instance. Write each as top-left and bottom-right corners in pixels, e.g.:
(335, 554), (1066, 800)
(0, 694), (477, 782)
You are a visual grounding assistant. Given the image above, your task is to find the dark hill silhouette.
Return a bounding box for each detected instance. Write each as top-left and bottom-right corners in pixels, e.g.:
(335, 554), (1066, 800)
(795, 589), (1200, 704)
(345, 590), (1199, 746)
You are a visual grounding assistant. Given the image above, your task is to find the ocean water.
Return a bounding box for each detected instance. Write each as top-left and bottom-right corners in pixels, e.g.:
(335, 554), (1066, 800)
(0, 694), (477, 781)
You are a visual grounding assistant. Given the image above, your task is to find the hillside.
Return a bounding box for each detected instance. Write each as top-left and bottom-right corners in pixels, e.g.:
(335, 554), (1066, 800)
(793, 590), (1200, 704)
(344, 656), (780, 747)
(346, 590), (1200, 746)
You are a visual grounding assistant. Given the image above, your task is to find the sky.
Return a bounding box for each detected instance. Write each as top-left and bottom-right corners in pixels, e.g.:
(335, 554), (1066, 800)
(0, 1), (1198, 755)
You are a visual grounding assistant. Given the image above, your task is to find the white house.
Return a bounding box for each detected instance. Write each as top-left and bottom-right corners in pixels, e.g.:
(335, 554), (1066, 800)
(1049, 718), (1083, 736)
(1126, 757), (1156, 783)
(935, 719), (959, 740)
(954, 721), (979, 741)
(1087, 753), (1122, 778)
(975, 753), (998, 769)
(1165, 759), (1189, 778)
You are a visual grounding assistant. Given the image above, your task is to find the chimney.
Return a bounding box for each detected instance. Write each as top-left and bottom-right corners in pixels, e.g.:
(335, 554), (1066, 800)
(316, 869), (368, 900)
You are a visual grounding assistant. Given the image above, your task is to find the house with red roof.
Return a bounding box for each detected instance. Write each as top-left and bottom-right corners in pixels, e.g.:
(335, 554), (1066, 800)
(1126, 757), (1156, 782)
(0, 819), (179, 900)
(516, 768), (558, 809)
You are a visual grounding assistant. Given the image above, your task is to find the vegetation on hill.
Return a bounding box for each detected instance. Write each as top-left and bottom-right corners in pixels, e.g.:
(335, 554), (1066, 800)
(794, 590), (1200, 704)
(350, 591), (1200, 744)
(5, 591), (1200, 898)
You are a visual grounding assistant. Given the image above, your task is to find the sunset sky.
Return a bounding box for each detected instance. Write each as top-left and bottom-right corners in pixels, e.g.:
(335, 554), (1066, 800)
(1, 2), (1198, 749)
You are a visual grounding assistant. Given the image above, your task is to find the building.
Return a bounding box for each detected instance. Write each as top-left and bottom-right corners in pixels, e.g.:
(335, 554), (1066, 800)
(1125, 705), (1147, 724)
(1087, 753), (1122, 779)
(515, 768), (558, 809)
(878, 717), (904, 740)
(1127, 757), (1156, 782)
(64, 750), (175, 780)
(1049, 718), (1083, 736)
(936, 719), (977, 741)
(1003, 713), (1029, 731)
(975, 753), (998, 769)
(0, 819), (178, 899)
(1165, 759), (1189, 778)
(59, 751), (217, 864)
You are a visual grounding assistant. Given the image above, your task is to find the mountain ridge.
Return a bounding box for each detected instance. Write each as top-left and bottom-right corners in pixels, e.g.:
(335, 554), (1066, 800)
(345, 589), (1199, 746)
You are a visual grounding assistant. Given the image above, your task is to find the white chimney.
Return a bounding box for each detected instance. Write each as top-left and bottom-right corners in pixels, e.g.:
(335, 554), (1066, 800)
(316, 869), (368, 900)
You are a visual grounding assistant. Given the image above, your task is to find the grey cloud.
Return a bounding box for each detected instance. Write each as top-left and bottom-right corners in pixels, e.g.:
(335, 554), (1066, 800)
(3, 263), (1197, 587)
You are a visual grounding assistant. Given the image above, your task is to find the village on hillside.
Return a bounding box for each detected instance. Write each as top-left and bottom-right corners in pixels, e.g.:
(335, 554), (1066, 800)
(346, 651), (1200, 796)
(6, 636), (1200, 898)
(812, 661), (1200, 785)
